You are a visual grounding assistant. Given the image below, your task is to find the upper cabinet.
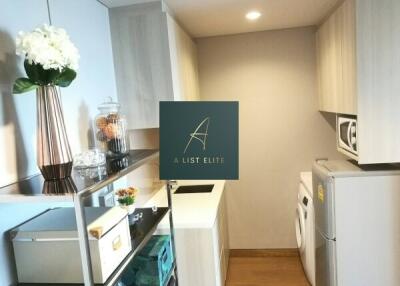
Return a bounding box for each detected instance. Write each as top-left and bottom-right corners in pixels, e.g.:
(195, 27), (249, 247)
(356, 0), (400, 164)
(340, 0), (357, 115)
(317, 0), (400, 163)
(109, 2), (200, 129)
(167, 14), (200, 102)
(316, 0), (357, 115)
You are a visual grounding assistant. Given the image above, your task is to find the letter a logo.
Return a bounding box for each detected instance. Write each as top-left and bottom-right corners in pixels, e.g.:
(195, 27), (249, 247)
(183, 117), (210, 154)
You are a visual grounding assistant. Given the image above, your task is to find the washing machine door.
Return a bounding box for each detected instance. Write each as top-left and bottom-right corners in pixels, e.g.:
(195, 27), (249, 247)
(295, 203), (306, 252)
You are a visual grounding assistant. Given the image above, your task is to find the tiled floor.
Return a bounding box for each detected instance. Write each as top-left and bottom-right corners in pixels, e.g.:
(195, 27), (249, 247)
(225, 255), (310, 286)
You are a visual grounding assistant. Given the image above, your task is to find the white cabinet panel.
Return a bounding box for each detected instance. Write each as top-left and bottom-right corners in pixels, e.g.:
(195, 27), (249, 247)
(110, 2), (175, 129)
(356, 0), (400, 163)
(316, 0), (356, 115)
(167, 14), (200, 101)
(340, 0), (357, 115)
(110, 2), (200, 129)
(317, 0), (400, 163)
(175, 228), (218, 286)
(159, 187), (228, 286)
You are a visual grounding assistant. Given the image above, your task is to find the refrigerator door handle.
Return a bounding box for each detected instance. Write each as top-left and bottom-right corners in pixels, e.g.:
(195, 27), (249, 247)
(315, 228), (337, 286)
(313, 164), (336, 239)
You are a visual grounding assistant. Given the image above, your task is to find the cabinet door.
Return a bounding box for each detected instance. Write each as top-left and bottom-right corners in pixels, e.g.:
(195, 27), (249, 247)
(174, 228), (218, 286)
(340, 0), (357, 115)
(316, 20), (331, 112)
(357, 0), (400, 163)
(167, 14), (200, 101)
(317, 9), (343, 113)
(316, 0), (357, 115)
(109, 2), (175, 129)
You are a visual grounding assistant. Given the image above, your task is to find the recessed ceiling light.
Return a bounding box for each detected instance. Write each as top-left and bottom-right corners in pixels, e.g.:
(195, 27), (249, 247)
(246, 11), (261, 21)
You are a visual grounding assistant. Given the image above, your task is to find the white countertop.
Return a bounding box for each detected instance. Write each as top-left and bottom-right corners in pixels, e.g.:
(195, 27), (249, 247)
(144, 180), (225, 229)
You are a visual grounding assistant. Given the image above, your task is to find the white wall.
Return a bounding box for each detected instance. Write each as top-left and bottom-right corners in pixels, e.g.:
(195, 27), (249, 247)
(0, 0), (118, 185)
(197, 27), (343, 248)
(48, 0), (118, 153)
(0, 1), (117, 284)
(0, 0), (49, 187)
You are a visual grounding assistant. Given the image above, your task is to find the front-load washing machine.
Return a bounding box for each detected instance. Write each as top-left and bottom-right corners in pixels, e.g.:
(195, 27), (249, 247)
(295, 172), (315, 286)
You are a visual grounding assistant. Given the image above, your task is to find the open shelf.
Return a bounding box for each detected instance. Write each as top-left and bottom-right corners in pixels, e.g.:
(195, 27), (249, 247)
(17, 207), (170, 286)
(5, 149), (177, 286)
(0, 149), (159, 203)
(100, 207), (170, 286)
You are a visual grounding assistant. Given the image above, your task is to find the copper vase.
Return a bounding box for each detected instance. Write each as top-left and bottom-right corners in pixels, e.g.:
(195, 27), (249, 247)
(37, 85), (73, 180)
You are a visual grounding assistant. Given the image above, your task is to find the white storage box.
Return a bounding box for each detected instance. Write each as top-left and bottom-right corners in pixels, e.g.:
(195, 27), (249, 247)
(11, 207), (132, 284)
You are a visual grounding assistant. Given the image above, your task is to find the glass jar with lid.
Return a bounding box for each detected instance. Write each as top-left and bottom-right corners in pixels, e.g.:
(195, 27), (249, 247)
(94, 97), (129, 157)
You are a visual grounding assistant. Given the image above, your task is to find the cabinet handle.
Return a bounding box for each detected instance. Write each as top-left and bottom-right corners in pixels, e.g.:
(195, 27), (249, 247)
(112, 235), (122, 251)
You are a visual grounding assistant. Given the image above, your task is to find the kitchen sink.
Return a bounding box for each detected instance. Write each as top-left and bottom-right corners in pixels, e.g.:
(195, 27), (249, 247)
(174, 184), (214, 194)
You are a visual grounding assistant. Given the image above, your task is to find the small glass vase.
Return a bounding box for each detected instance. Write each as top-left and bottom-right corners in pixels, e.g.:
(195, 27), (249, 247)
(37, 85), (73, 180)
(94, 97), (129, 158)
(120, 204), (136, 215)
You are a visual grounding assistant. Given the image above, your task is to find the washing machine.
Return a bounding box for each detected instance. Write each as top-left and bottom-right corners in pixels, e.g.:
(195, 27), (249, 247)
(295, 172), (315, 286)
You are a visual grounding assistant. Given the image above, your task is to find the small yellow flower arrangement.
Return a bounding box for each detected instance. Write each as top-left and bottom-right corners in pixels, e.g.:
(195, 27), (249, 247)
(116, 187), (138, 214)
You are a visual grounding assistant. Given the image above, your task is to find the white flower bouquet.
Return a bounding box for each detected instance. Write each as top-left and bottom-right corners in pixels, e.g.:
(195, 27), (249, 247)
(13, 24), (79, 94)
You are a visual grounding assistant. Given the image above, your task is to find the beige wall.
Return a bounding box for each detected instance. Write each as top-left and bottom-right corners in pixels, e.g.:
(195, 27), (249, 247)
(196, 27), (343, 248)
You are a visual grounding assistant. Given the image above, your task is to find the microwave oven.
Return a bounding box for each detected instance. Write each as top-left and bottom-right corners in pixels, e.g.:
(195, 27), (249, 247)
(337, 116), (358, 158)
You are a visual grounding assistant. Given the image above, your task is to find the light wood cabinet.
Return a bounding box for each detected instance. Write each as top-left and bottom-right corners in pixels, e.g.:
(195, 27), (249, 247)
(109, 2), (200, 129)
(340, 0), (357, 115)
(162, 192), (229, 286)
(167, 14), (200, 102)
(316, 0), (356, 115)
(171, 190), (229, 286)
(146, 182), (229, 286)
(356, 0), (400, 164)
(317, 0), (400, 163)
(215, 190), (230, 286)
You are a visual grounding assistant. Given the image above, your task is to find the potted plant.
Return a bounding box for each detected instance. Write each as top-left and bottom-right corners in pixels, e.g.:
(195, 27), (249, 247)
(116, 187), (138, 215)
(13, 24), (79, 180)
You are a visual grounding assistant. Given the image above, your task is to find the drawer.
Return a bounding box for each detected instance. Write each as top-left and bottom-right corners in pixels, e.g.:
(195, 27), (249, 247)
(98, 217), (132, 280)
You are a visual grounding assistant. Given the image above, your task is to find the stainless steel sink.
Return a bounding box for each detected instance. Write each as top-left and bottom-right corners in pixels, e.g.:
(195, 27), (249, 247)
(174, 184), (214, 194)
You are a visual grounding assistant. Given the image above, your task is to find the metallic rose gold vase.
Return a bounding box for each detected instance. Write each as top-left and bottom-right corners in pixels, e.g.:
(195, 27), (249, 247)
(37, 86), (73, 180)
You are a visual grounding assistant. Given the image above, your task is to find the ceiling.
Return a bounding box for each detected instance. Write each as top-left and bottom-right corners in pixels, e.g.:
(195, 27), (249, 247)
(165, 0), (340, 38)
(100, 0), (341, 38)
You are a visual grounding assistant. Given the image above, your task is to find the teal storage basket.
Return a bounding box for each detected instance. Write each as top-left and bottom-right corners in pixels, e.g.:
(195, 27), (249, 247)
(121, 235), (174, 286)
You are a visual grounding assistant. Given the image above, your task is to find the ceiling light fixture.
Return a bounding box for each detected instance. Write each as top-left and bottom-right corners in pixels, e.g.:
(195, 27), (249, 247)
(246, 11), (261, 21)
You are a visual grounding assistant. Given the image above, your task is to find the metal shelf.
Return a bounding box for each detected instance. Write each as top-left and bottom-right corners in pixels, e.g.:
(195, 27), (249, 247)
(6, 149), (178, 286)
(17, 207), (170, 286)
(163, 262), (177, 286)
(0, 149), (159, 203)
(101, 207), (170, 286)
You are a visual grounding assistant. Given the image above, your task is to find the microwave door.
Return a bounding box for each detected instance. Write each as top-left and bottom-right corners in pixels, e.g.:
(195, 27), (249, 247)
(339, 121), (350, 146)
(350, 121), (357, 152)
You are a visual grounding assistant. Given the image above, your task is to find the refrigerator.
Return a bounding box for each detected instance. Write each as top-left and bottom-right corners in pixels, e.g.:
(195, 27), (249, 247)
(312, 160), (400, 286)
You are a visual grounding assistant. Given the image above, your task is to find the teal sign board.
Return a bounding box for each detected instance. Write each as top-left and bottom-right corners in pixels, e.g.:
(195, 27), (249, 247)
(160, 101), (239, 180)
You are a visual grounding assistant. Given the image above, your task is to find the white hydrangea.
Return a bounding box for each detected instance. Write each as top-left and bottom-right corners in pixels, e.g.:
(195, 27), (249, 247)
(16, 24), (79, 71)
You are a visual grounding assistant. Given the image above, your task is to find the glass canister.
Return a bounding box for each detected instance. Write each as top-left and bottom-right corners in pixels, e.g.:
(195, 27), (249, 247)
(94, 97), (129, 158)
